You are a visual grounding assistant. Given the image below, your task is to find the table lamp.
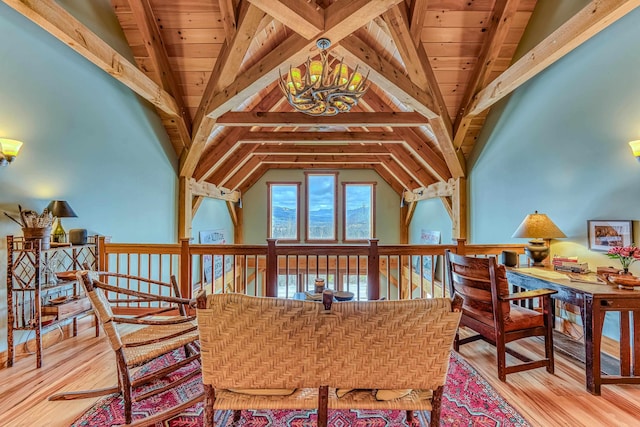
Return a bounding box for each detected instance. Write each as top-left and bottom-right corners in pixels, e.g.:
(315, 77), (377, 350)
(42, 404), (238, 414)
(47, 200), (77, 243)
(512, 211), (566, 266)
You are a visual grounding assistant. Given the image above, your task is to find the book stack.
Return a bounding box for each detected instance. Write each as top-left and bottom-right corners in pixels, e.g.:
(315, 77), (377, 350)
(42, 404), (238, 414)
(552, 256), (589, 273)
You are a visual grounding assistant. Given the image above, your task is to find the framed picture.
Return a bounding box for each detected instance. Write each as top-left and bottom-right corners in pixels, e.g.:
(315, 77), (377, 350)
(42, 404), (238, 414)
(587, 220), (633, 251)
(199, 229), (228, 283)
(412, 230), (441, 281)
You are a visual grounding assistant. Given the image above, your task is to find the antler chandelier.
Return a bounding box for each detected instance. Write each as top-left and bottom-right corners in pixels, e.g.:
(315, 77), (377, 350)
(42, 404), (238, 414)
(279, 38), (369, 116)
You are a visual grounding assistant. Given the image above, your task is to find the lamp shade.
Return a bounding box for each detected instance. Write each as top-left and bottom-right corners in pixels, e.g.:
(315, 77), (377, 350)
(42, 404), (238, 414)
(512, 211), (566, 239)
(46, 200), (77, 218)
(629, 140), (640, 161)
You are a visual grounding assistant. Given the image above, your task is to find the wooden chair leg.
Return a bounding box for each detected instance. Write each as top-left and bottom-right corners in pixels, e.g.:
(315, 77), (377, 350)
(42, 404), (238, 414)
(406, 409), (415, 425)
(204, 384), (215, 427)
(232, 410), (242, 424)
(453, 331), (460, 352)
(496, 339), (507, 382)
(318, 386), (329, 427)
(429, 386), (444, 427)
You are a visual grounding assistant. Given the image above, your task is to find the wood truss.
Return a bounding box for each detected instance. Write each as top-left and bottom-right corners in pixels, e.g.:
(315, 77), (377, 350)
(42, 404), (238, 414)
(5, 0), (639, 240)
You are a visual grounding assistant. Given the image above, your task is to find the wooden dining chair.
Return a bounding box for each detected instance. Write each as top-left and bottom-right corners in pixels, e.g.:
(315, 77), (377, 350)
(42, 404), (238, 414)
(49, 270), (202, 425)
(444, 250), (557, 381)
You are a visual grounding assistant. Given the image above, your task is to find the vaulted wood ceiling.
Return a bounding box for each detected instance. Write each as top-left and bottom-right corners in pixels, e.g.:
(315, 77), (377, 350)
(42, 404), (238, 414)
(4, 0), (639, 199)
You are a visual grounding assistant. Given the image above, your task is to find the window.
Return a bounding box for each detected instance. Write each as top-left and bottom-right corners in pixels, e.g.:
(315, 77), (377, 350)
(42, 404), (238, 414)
(268, 182), (300, 241)
(306, 173), (337, 241)
(343, 182), (375, 241)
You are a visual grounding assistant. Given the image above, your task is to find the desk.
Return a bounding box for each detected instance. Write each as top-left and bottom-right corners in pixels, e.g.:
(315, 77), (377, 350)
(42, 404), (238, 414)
(506, 267), (640, 395)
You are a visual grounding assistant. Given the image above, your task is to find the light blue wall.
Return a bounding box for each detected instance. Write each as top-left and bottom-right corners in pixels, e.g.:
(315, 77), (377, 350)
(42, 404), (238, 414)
(192, 198), (235, 244)
(408, 199), (453, 245)
(0, 0), (178, 351)
(468, 4), (640, 274)
(468, 2), (640, 338)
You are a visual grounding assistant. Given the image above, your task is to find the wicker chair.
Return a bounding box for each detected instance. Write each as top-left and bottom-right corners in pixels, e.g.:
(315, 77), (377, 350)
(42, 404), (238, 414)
(196, 292), (462, 427)
(444, 250), (556, 381)
(49, 271), (202, 425)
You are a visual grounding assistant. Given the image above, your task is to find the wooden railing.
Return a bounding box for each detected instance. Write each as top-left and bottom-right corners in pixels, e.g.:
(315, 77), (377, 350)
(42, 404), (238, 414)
(95, 236), (527, 308)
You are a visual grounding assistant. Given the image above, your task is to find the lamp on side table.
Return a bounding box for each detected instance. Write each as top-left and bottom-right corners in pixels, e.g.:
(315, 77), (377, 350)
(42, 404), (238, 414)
(512, 211), (566, 266)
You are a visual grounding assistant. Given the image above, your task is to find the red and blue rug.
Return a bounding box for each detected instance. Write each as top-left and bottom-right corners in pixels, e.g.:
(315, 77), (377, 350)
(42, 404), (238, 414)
(72, 350), (530, 426)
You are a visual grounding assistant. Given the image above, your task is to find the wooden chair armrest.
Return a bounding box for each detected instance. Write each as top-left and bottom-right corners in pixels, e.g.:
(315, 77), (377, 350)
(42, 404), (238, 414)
(500, 288), (557, 302)
(113, 315), (196, 326)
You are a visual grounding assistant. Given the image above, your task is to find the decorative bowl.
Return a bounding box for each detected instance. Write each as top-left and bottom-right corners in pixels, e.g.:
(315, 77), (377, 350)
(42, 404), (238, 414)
(334, 291), (354, 301)
(607, 274), (640, 290)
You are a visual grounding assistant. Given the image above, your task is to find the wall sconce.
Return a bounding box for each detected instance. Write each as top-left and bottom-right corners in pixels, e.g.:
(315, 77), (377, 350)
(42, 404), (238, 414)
(629, 140), (640, 162)
(0, 138), (23, 166)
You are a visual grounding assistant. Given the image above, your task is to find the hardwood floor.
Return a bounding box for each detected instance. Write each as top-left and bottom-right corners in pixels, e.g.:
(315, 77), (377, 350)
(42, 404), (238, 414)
(1, 324), (640, 426)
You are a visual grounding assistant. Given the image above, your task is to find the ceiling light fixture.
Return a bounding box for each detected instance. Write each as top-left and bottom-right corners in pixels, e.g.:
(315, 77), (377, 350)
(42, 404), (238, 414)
(279, 38), (369, 116)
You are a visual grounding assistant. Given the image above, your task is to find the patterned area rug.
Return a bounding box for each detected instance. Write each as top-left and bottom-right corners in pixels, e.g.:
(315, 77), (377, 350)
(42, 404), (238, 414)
(72, 350), (530, 426)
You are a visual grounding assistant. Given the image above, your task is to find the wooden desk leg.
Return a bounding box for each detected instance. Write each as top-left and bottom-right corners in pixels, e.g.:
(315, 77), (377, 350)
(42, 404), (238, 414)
(620, 311), (631, 376)
(584, 296), (596, 394)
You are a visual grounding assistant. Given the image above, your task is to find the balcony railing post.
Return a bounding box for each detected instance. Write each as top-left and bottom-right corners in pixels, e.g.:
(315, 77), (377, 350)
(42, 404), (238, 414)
(97, 235), (107, 271)
(455, 238), (467, 255)
(368, 239), (380, 301)
(266, 239), (278, 297)
(180, 238), (191, 298)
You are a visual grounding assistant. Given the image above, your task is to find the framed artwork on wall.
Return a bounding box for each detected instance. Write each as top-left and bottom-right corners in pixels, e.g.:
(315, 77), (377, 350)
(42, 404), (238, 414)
(587, 220), (633, 251)
(412, 229), (441, 281)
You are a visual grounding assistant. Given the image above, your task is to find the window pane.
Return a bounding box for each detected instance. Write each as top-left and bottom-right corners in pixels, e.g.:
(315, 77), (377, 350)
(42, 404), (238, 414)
(270, 184), (298, 239)
(308, 175), (335, 240)
(345, 184), (372, 240)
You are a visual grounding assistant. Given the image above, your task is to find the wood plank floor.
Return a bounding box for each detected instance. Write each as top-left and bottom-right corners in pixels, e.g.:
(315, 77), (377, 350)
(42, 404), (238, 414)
(1, 325), (640, 427)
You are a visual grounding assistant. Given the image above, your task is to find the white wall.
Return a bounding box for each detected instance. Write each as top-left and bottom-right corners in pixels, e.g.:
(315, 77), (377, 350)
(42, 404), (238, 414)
(0, 0), (178, 352)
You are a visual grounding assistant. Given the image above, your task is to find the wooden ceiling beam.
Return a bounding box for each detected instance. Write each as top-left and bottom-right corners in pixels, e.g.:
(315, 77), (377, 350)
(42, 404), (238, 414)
(386, 144), (434, 188)
(126, 0), (191, 151)
(239, 131), (404, 143)
(223, 155), (267, 190)
(2, 0), (181, 117)
(195, 84), (283, 182)
(237, 164), (270, 194)
(205, 0), (405, 120)
(194, 127), (247, 181)
(453, 0), (520, 152)
(219, 0), (239, 42)
(467, 0), (640, 116)
(408, 0), (428, 45)
(190, 178), (241, 202)
(251, 144), (392, 155)
(260, 155), (385, 163)
(360, 91), (450, 182)
(247, 0), (324, 40)
(217, 111), (430, 127)
(382, 4), (463, 179)
(208, 143), (258, 186)
(373, 164), (405, 195)
(334, 35), (438, 120)
(181, 2), (267, 177)
(379, 157), (420, 190)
